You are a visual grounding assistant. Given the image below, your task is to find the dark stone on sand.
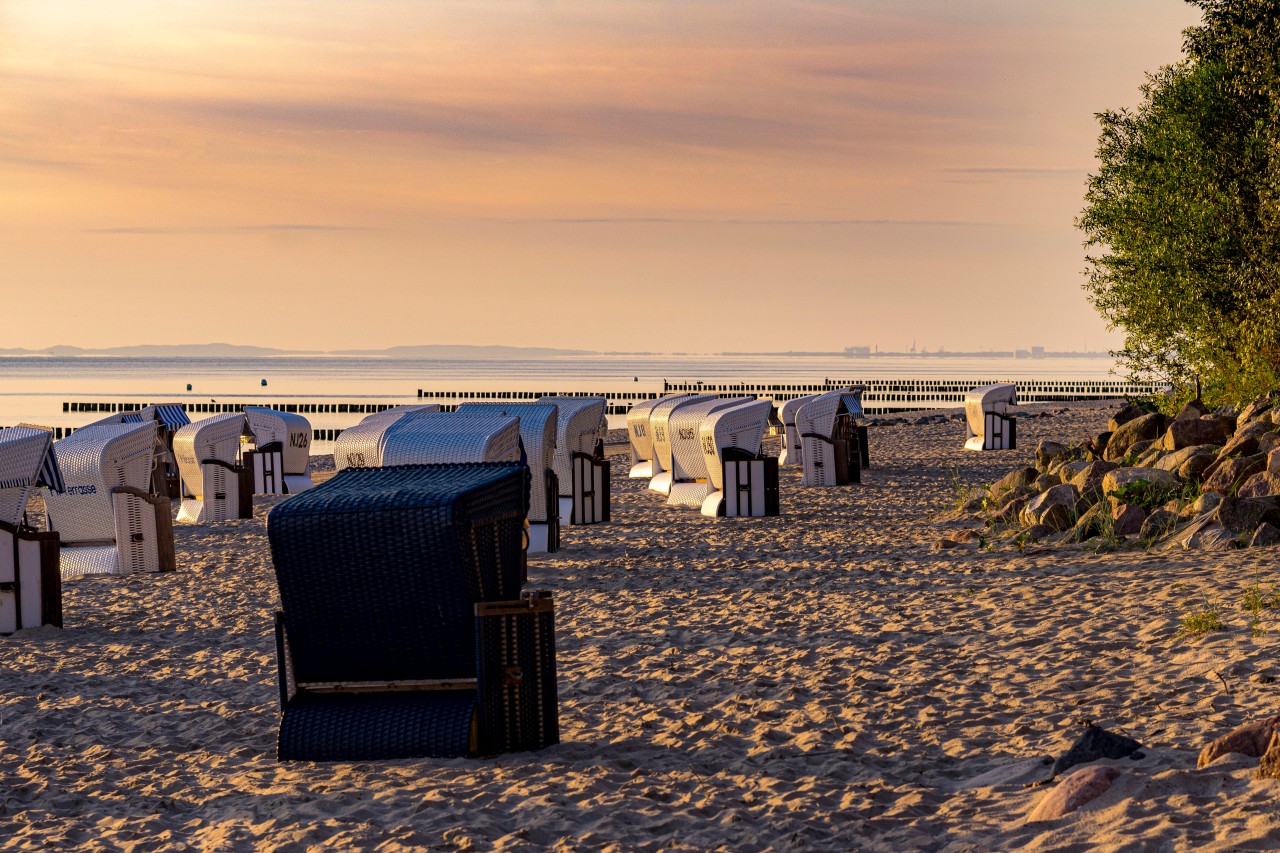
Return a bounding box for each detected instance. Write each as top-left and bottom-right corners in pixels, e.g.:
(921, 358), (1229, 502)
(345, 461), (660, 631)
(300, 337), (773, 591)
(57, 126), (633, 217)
(1052, 725), (1145, 777)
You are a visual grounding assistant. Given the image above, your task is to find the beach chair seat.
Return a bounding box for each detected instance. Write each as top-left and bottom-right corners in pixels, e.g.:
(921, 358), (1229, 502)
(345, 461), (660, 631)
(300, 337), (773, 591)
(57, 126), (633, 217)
(964, 383), (1018, 451)
(693, 399), (777, 516)
(268, 463), (557, 761)
(45, 423), (176, 577)
(457, 403), (560, 553)
(778, 395), (819, 467)
(627, 395), (687, 478)
(645, 394), (720, 494)
(0, 426), (65, 632)
(663, 396), (752, 508)
(174, 413), (253, 524)
(245, 407), (315, 494)
(536, 397), (609, 526)
(797, 388), (867, 487)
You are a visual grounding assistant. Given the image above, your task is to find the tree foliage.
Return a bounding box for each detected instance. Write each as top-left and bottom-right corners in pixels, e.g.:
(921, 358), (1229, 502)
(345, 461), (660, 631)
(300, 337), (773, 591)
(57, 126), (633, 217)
(1079, 0), (1280, 404)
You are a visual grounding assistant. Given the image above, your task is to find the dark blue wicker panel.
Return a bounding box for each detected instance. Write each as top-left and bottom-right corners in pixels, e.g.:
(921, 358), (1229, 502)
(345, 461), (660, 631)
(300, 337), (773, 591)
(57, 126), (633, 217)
(278, 691), (476, 761)
(475, 594), (559, 755)
(267, 463), (528, 685)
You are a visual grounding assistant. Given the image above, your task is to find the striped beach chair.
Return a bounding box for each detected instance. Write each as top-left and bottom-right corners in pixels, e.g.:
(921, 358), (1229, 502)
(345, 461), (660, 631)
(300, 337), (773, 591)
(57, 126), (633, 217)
(268, 464), (557, 761)
(334, 412), (522, 472)
(45, 422), (176, 577)
(174, 413), (252, 524)
(0, 426), (64, 632)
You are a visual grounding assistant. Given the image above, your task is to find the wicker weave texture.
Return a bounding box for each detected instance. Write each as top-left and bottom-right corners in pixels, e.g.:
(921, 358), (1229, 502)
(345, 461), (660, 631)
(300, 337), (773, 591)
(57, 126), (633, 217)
(174, 414), (245, 497)
(382, 414), (522, 468)
(778, 394), (819, 467)
(647, 394), (717, 475)
(0, 427), (54, 527)
(667, 397), (748, 482)
(626, 396), (679, 465)
(536, 398), (606, 497)
(245, 407), (312, 478)
(965, 384), (1017, 442)
(701, 399), (773, 490)
(278, 690), (477, 761)
(456, 404), (557, 523)
(46, 424), (156, 546)
(796, 393), (842, 487)
(475, 593), (559, 755)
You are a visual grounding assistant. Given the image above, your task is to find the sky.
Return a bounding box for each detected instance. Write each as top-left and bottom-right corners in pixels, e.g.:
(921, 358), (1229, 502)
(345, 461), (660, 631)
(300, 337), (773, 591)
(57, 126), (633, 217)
(0, 0), (1203, 353)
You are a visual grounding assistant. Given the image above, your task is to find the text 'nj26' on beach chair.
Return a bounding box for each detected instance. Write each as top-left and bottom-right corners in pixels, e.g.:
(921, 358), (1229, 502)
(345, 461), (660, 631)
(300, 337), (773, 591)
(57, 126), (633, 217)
(645, 394), (720, 495)
(778, 395), (819, 468)
(797, 388), (868, 487)
(267, 463), (558, 761)
(245, 407), (314, 495)
(695, 399), (779, 517)
(456, 403), (560, 553)
(174, 413), (253, 525)
(663, 396), (752, 509)
(45, 422), (176, 578)
(536, 397), (609, 526)
(964, 383), (1018, 451)
(627, 394), (688, 479)
(0, 426), (64, 633)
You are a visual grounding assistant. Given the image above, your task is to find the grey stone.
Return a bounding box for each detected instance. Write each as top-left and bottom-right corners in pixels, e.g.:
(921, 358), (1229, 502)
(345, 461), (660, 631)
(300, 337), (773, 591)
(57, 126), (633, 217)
(1107, 403), (1149, 433)
(1214, 496), (1269, 535)
(1153, 444), (1218, 474)
(1111, 502), (1147, 536)
(1069, 460), (1117, 502)
(1249, 522), (1280, 547)
(1020, 483), (1080, 531)
(1101, 467), (1179, 497)
(1033, 473), (1059, 493)
(1105, 412), (1164, 461)
(1203, 453), (1267, 496)
(1238, 472), (1280, 499)
(1139, 508), (1178, 541)
(990, 467), (1038, 495)
(1052, 725), (1144, 778)
(1160, 416), (1227, 450)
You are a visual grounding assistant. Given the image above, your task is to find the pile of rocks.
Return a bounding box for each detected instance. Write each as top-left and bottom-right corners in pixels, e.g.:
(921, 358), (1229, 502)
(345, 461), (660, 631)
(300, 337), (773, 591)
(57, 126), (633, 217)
(957, 393), (1280, 550)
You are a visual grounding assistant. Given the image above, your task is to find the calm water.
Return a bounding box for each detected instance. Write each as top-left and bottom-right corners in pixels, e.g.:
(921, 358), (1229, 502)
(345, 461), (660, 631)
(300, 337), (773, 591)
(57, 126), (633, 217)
(0, 354), (1121, 448)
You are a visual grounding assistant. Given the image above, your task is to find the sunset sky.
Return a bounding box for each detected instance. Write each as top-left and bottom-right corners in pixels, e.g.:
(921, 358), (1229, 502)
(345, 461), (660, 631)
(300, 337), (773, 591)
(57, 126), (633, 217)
(1, 0), (1201, 353)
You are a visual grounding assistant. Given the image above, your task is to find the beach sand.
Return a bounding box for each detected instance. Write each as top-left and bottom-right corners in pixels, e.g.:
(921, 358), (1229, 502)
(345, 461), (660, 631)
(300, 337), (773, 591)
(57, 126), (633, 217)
(4, 402), (1279, 850)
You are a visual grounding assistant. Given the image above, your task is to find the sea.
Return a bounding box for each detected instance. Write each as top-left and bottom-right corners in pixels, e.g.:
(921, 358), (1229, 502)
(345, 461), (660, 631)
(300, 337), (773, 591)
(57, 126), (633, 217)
(0, 354), (1122, 451)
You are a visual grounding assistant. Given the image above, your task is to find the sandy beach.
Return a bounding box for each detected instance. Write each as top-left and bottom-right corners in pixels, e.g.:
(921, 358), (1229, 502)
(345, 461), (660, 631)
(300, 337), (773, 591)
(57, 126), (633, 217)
(5, 401), (1280, 851)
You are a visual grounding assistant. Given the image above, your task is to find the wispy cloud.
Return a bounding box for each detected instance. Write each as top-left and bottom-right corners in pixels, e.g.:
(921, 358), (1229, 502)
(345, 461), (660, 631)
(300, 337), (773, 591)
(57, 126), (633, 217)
(85, 223), (372, 234)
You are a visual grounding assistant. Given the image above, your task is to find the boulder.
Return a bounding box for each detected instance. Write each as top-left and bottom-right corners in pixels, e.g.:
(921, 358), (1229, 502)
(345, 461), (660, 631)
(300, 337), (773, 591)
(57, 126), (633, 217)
(1238, 472), (1280, 499)
(1111, 502), (1147, 536)
(1268, 449), (1280, 475)
(1020, 484), (1080, 532)
(1064, 503), (1107, 543)
(1259, 432), (1280, 456)
(1068, 460), (1117, 502)
(1101, 467), (1179, 498)
(1108, 403), (1149, 433)
(1202, 453), (1267, 496)
(1233, 420), (1275, 442)
(1035, 441), (1070, 471)
(1237, 394), (1276, 428)
(1197, 715), (1280, 768)
(1020, 523), (1056, 542)
(1179, 453), (1218, 482)
(1058, 460), (1092, 484)
(1185, 491), (1223, 517)
(1139, 508), (1178, 541)
(1027, 766), (1121, 822)
(1134, 445), (1165, 468)
(1153, 445), (1219, 474)
(1174, 399), (1210, 421)
(1213, 496), (1269, 535)
(1033, 473), (1060, 493)
(1053, 725), (1144, 777)
(1160, 416), (1227, 450)
(1249, 522), (1280, 547)
(1104, 413), (1164, 461)
(1089, 432), (1113, 461)
(995, 484), (1037, 510)
(991, 467), (1038, 495)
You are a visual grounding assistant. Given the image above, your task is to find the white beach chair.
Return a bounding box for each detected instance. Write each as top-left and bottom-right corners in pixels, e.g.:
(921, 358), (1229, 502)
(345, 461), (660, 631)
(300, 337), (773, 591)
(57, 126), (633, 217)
(645, 394), (721, 495)
(45, 422), (176, 578)
(537, 396), (609, 525)
(964, 383), (1018, 451)
(457, 402), (560, 553)
(245, 407), (314, 495)
(627, 395), (688, 478)
(662, 396), (752, 508)
(335, 412), (523, 470)
(797, 389), (867, 486)
(356, 404), (441, 426)
(0, 426), (64, 632)
(174, 413), (251, 525)
(695, 399), (778, 517)
(778, 395), (819, 467)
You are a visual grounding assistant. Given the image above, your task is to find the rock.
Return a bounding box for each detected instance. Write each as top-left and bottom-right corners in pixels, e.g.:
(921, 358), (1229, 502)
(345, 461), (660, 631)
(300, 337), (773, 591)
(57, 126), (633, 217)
(1139, 508), (1178, 541)
(1238, 472), (1280, 499)
(1213, 496), (1268, 535)
(1111, 502), (1147, 536)
(1033, 473), (1060, 493)
(1202, 453), (1267, 496)
(1197, 715), (1280, 768)
(1237, 394), (1275, 427)
(1258, 731), (1280, 780)
(1068, 460), (1117, 502)
(1020, 523), (1056, 542)
(988, 496), (1031, 527)
(1134, 445), (1165, 468)
(1064, 503), (1107, 543)
(1160, 416), (1227, 450)
(1020, 484), (1081, 531)
(1057, 460), (1091, 484)
(994, 484), (1036, 510)
(1108, 403), (1149, 433)
(1174, 399), (1210, 421)
(1105, 413), (1164, 461)
(1186, 492), (1223, 517)
(1027, 766), (1121, 822)
(1089, 431), (1113, 460)
(1268, 449), (1280, 475)
(1259, 432), (1280, 456)
(1053, 725), (1145, 777)
(991, 467), (1039, 495)
(1035, 441), (1070, 471)
(1233, 420), (1276, 442)
(1178, 453), (1218, 482)
(1249, 522), (1280, 547)
(1153, 445), (1219, 474)
(1101, 467), (1179, 498)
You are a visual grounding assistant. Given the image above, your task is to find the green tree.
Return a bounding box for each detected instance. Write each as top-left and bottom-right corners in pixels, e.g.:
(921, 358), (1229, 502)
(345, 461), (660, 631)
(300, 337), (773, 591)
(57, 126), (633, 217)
(1079, 0), (1280, 404)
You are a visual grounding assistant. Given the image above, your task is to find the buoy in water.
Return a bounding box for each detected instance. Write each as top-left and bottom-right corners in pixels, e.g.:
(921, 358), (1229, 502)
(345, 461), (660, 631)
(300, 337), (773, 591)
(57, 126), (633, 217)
(186, 383), (192, 391)
(261, 379), (268, 386)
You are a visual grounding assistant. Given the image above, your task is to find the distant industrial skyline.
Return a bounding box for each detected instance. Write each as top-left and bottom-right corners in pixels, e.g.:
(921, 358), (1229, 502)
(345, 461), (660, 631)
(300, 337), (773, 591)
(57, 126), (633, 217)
(1, 1), (1201, 352)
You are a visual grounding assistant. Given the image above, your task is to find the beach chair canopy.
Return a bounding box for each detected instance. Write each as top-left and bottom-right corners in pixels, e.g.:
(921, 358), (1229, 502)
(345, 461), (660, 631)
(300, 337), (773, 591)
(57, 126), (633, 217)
(0, 426), (62, 527)
(268, 463), (555, 760)
(456, 403), (557, 524)
(778, 395), (819, 466)
(245, 407), (313, 477)
(965, 383), (1017, 437)
(173, 412), (247, 491)
(535, 397), (606, 495)
(627, 395), (686, 467)
(701, 399), (775, 491)
(668, 397), (752, 482)
(357, 404), (441, 426)
(45, 423), (157, 545)
(334, 412), (522, 471)
(647, 394), (719, 475)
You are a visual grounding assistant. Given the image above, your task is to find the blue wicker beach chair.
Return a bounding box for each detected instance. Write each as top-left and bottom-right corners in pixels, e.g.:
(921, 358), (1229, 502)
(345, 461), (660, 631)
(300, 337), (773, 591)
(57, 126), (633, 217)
(267, 463), (559, 761)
